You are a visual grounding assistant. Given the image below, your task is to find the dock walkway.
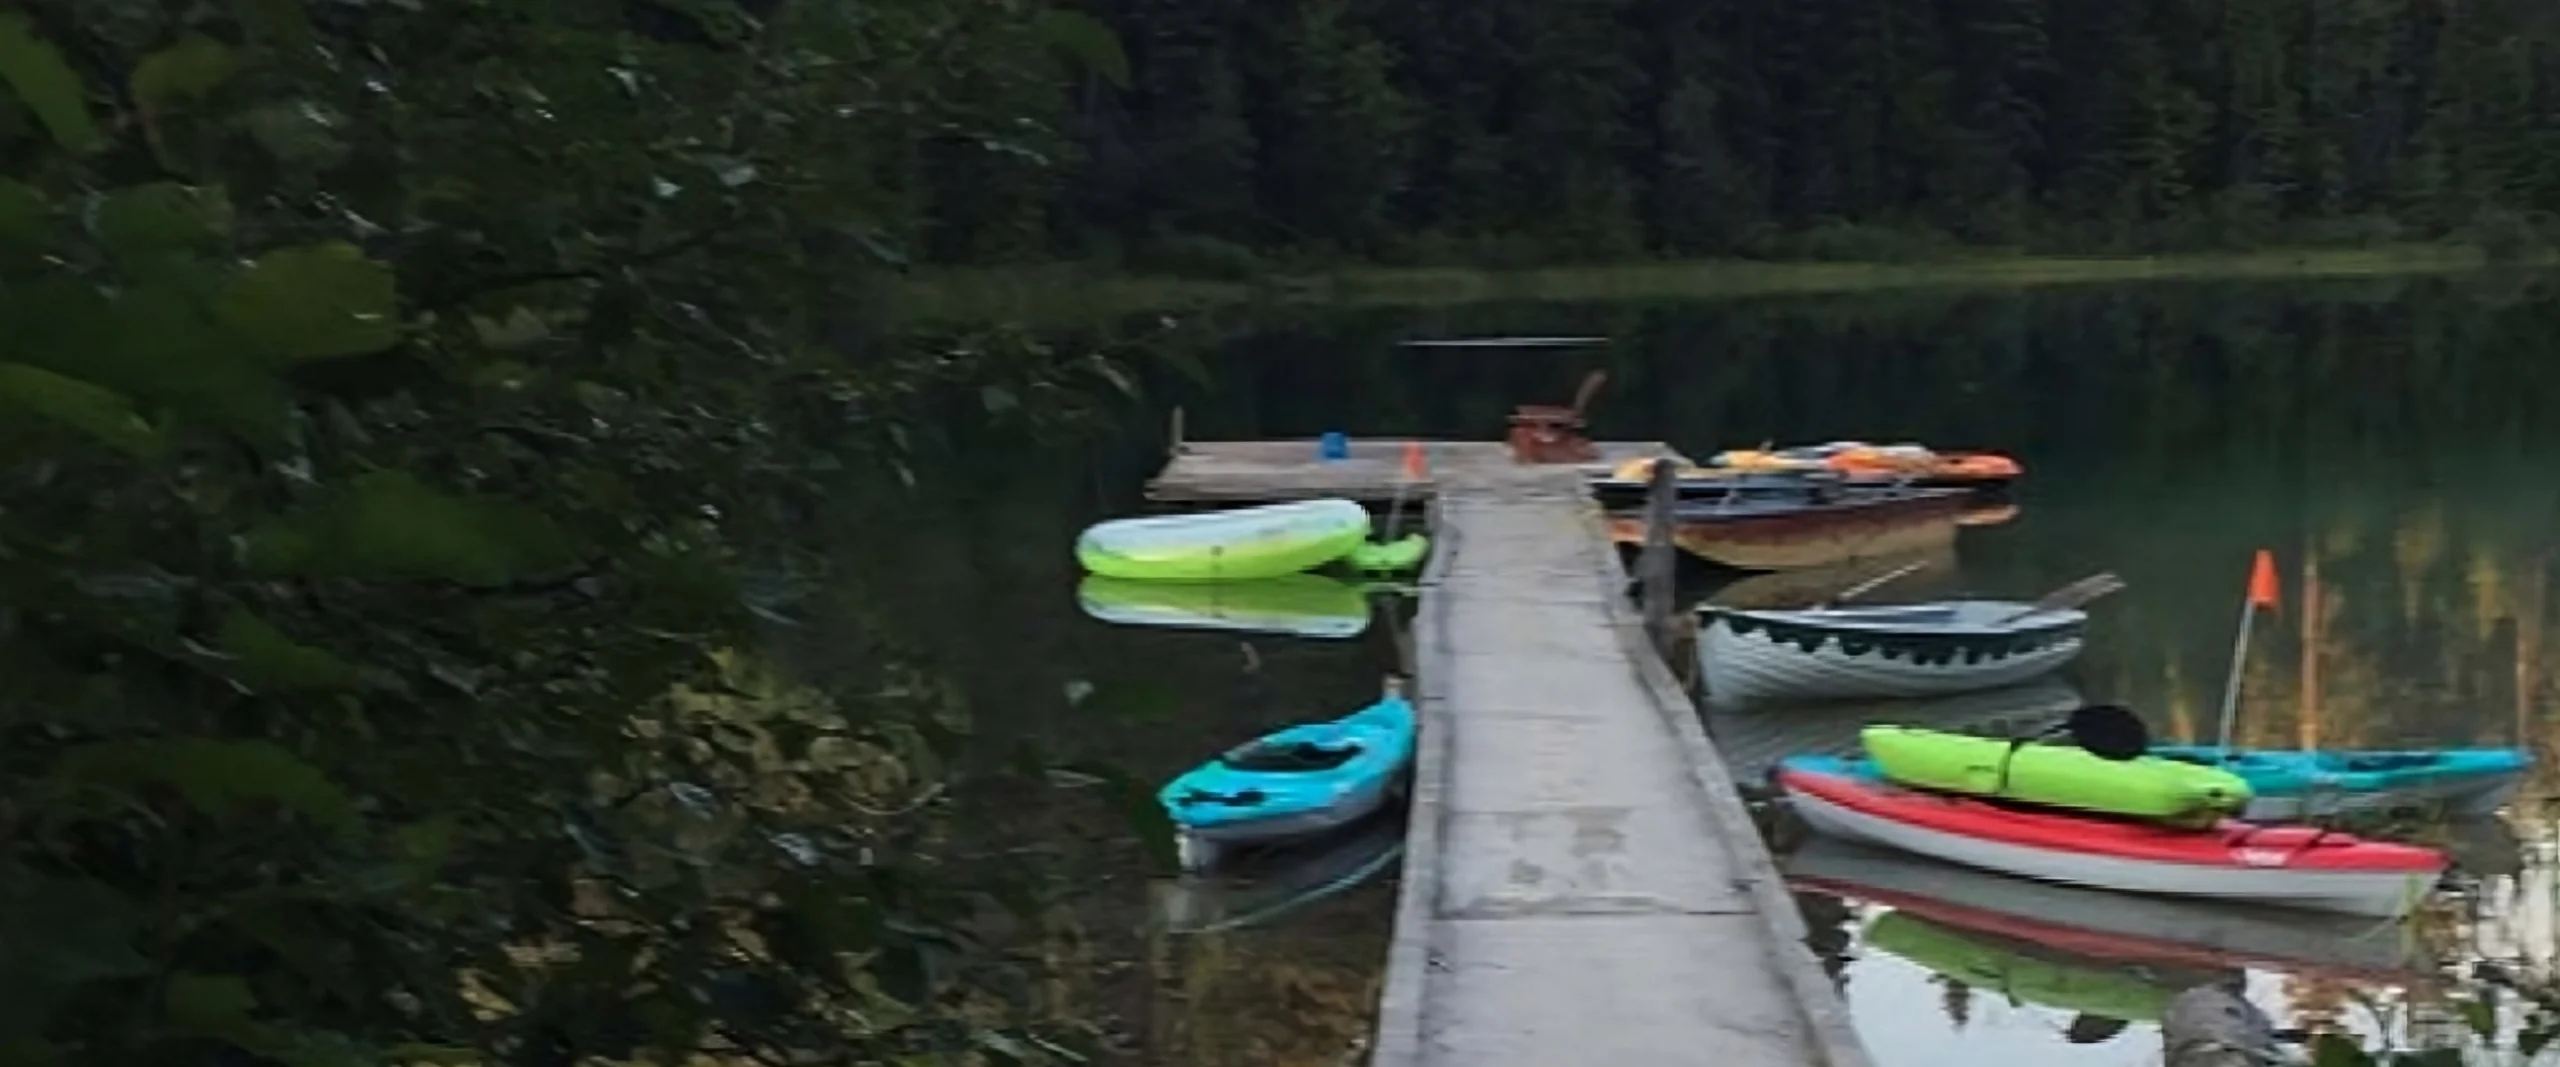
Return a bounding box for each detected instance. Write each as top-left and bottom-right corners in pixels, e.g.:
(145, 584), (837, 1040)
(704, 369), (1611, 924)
(1152, 441), (1871, 1067)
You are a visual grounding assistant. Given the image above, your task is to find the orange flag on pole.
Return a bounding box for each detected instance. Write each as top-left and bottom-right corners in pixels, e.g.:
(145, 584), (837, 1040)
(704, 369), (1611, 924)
(2247, 548), (2281, 611)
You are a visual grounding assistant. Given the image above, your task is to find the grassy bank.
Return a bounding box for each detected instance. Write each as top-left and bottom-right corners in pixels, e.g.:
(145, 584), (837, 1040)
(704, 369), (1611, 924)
(892, 242), (2547, 324)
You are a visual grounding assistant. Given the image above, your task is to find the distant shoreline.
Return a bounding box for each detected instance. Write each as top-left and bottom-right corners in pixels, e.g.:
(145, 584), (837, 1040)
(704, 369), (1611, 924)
(893, 243), (2547, 324)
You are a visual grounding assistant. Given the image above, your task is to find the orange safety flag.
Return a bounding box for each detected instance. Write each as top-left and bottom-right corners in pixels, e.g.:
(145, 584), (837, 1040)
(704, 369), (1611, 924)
(1402, 441), (1428, 479)
(2247, 548), (2281, 611)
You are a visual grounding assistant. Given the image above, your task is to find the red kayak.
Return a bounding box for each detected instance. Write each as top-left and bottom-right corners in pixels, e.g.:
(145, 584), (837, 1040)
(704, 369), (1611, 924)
(1777, 760), (2446, 917)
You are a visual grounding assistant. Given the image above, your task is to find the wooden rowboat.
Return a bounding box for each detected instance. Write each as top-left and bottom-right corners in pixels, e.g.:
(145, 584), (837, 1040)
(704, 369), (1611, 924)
(1603, 484), (1967, 571)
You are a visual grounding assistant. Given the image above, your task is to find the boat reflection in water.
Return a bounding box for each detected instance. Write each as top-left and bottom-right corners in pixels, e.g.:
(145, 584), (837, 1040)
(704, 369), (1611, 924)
(1701, 546), (1964, 612)
(1782, 837), (2443, 992)
(1602, 484), (1969, 572)
(1862, 905), (2237, 1027)
(1077, 572), (1375, 640)
(1957, 501), (2021, 528)
(1152, 810), (1406, 935)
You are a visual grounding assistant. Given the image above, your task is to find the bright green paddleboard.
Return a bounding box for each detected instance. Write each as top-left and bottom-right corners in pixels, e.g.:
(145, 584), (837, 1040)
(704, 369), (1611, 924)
(1076, 499), (1370, 581)
(1863, 725), (2252, 825)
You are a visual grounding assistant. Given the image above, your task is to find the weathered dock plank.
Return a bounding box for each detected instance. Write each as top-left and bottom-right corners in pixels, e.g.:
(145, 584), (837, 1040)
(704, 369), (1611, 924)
(1146, 439), (1684, 502)
(1373, 463), (1872, 1067)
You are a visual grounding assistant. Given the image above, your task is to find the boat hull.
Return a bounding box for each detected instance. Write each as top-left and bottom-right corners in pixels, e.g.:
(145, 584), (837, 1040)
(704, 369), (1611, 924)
(1777, 763), (2443, 918)
(1698, 599), (2084, 706)
(2243, 773), (2521, 821)
(1160, 692), (1417, 872)
(1603, 486), (1967, 571)
(1589, 471), (2013, 510)
(2147, 745), (2531, 820)
(1155, 811), (1407, 934)
(1174, 775), (1400, 870)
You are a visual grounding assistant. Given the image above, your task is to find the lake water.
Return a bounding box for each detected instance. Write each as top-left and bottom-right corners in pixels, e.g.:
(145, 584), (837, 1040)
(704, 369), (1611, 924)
(866, 276), (2560, 1064)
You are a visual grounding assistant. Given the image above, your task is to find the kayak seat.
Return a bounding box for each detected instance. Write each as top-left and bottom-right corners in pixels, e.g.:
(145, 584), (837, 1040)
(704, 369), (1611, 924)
(1175, 787), (1269, 807)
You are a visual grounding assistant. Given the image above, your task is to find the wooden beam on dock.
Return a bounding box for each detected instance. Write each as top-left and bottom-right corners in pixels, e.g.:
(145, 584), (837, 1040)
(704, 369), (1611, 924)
(1638, 455), (1678, 656)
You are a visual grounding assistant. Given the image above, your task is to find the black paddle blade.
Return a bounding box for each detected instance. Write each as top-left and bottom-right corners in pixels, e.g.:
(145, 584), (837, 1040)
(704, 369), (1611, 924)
(2063, 703), (2153, 761)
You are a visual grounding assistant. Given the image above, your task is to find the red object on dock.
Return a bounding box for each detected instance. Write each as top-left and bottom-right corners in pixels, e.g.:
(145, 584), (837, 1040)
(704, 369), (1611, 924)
(1506, 370), (1607, 464)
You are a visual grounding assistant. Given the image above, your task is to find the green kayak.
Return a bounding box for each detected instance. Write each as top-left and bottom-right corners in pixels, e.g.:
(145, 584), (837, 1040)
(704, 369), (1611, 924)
(1076, 499), (1370, 581)
(1342, 534), (1431, 574)
(1862, 725), (2252, 825)
(1865, 910), (2225, 1023)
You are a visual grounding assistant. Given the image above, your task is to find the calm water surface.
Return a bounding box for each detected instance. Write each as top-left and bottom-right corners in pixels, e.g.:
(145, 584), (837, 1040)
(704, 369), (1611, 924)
(887, 277), (2560, 1064)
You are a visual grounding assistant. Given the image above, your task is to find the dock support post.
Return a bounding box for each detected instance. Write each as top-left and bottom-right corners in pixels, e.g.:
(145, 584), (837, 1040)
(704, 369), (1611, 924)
(1639, 457), (1677, 656)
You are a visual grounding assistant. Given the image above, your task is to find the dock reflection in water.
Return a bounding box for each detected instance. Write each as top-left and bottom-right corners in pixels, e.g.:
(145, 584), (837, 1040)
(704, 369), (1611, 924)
(1785, 837), (2441, 989)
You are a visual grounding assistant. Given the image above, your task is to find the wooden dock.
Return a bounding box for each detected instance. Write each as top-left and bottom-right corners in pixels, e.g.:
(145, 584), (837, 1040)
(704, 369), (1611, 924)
(1155, 439), (1873, 1067)
(1146, 439), (1681, 502)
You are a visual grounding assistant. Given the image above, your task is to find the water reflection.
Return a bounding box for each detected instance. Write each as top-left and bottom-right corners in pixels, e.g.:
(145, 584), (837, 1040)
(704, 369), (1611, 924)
(1781, 803), (2560, 1064)
(1076, 573), (1380, 640)
(828, 277), (2560, 1064)
(1154, 812), (1408, 935)
(1750, 466), (2560, 1063)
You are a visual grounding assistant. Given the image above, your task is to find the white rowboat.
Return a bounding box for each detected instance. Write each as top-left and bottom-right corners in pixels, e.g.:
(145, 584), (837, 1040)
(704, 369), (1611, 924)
(1699, 600), (2085, 708)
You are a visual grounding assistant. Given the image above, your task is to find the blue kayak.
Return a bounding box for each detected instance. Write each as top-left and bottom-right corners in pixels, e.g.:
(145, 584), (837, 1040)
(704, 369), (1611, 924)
(2148, 745), (2531, 820)
(1159, 686), (1416, 870)
(1781, 744), (2530, 822)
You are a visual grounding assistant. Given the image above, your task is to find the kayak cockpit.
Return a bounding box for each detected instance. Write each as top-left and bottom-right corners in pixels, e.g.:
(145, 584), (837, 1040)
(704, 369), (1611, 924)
(1219, 735), (1364, 773)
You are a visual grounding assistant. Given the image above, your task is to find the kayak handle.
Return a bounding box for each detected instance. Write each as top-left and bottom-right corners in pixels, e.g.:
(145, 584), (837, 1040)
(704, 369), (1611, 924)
(2224, 822), (2341, 860)
(1991, 737), (2031, 797)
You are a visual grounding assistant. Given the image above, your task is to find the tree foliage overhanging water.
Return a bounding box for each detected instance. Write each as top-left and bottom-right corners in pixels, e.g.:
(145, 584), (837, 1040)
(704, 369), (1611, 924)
(13, 2), (2560, 1066)
(0, 3), (1162, 1065)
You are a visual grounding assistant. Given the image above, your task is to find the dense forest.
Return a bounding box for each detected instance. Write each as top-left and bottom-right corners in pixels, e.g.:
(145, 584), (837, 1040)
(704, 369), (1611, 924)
(953, 0), (2560, 268)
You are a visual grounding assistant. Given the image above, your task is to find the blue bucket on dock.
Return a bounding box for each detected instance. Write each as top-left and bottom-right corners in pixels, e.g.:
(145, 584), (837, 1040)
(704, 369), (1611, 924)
(1318, 431), (1350, 461)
